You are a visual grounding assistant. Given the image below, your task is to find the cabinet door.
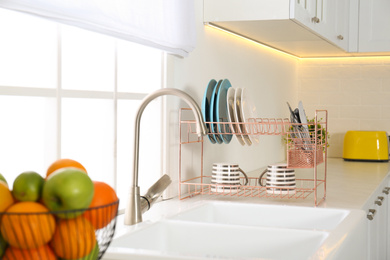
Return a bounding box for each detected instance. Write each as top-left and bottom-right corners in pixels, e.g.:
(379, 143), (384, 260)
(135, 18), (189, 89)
(359, 0), (390, 52)
(367, 188), (389, 259)
(312, 0), (350, 50)
(367, 205), (380, 259)
(292, 0), (350, 51)
(292, 0), (318, 29)
(377, 194), (388, 259)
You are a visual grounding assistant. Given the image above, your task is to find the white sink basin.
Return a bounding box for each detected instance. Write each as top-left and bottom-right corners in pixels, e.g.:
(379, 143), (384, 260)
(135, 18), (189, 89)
(108, 220), (328, 260)
(104, 201), (368, 260)
(169, 202), (349, 230)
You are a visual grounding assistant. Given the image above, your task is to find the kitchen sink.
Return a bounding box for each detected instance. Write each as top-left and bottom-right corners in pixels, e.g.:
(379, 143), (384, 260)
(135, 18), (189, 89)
(104, 201), (368, 260)
(169, 201), (349, 230)
(107, 220), (328, 260)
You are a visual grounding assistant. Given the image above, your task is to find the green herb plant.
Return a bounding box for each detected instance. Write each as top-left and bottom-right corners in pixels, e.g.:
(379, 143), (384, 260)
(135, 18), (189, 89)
(284, 117), (330, 152)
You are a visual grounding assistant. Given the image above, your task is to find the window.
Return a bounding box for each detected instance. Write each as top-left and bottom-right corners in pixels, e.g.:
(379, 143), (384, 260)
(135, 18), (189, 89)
(0, 8), (163, 210)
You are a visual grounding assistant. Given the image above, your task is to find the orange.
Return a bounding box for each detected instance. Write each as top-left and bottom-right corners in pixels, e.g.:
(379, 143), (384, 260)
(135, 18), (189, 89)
(51, 216), (96, 259)
(83, 181), (118, 229)
(3, 244), (56, 260)
(0, 184), (14, 213)
(0, 202), (55, 249)
(46, 158), (87, 179)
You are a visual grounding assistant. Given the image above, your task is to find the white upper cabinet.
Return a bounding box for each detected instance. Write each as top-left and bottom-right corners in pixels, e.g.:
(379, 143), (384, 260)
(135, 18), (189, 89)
(204, 0), (390, 57)
(204, 0), (351, 58)
(358, 0), (390, 53)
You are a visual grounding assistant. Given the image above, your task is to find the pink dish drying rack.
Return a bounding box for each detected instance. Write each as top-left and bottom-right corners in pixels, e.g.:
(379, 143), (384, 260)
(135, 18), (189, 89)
(178, 108), (328, 206)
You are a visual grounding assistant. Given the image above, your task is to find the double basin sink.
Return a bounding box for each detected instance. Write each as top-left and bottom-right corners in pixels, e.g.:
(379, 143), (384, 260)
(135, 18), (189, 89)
(104, 201), (367, 260)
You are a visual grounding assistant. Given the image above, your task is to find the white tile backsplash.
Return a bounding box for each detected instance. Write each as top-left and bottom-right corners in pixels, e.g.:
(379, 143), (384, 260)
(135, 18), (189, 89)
(298, 57), (390, 157)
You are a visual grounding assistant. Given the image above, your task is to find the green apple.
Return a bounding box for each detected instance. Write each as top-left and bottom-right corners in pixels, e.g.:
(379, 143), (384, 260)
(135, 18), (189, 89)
(42, 167), (94, 218)
(60, 242), (99, 260)
(0, 173), (8, 188)
(12, 171), (44, 202)
(0, 233), (6, 258)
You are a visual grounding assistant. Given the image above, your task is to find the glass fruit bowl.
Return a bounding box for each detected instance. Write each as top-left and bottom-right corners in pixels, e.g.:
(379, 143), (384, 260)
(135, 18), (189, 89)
(0, 200), (119, 260)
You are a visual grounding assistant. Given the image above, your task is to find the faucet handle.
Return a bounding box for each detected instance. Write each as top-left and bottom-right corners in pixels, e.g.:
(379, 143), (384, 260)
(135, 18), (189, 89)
(140, 174), (172, 213)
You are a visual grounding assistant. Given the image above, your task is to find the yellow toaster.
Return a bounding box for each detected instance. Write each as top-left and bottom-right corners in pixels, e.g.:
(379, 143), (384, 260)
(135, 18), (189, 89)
(343, 131), (389, 162)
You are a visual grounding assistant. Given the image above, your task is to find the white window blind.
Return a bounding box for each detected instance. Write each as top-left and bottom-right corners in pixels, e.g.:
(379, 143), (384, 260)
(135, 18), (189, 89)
(0, 8), (163, 211)
(0, 0), (196, 57)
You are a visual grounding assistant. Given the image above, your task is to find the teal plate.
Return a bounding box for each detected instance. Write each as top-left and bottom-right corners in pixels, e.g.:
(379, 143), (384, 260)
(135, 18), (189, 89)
(210, 80), (223, 144)
(216, 79), (233, 144)
(202, 79), (217, 144)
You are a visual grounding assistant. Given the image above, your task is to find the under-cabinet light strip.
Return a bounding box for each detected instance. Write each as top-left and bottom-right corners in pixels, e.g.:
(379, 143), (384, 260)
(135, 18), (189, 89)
(206, 23), (390, 60)
(205, 23), (299, 59)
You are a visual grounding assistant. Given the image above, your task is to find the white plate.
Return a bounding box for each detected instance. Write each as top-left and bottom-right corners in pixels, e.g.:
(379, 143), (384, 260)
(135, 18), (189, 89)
(241, 88), (259, 145)
(227, 87), (245, 145)
(234, 88), (252, 146)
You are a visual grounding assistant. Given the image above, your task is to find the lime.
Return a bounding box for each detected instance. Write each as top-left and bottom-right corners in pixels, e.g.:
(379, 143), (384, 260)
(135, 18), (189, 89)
(12, 171), (44, 202)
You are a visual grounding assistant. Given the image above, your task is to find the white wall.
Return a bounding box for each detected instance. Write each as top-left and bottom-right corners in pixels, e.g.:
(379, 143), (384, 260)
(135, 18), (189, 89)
(163, 1), (298, 197)
(298, 57), (390, 158)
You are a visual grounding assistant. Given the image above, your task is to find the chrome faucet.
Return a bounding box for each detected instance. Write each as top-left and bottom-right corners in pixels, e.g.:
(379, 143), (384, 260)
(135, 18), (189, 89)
(124, 88), (208, 225)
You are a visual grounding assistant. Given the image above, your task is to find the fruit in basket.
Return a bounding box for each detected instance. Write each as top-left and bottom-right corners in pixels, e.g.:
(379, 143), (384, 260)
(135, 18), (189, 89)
(0, 184), (14, 212)
(0, 202), (55, 249)
(51, 216), (96, 259)
(12, 171), (44, 202)
(3, 244), (56, 260)
(83, 181), (118, 229)
(42, 168), (94, 218)
(60, 242), (99, 260)
(46, 158), (87, 179)
(0, 173), (8, 188)
(0, 233), (6, 258)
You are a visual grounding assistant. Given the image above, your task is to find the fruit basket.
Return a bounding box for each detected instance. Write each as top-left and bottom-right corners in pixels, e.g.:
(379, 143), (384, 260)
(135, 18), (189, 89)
(0, 200), (119, 260)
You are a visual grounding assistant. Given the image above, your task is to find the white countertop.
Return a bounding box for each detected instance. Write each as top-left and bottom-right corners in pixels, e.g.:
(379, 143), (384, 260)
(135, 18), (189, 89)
(113, 158), (390, 237)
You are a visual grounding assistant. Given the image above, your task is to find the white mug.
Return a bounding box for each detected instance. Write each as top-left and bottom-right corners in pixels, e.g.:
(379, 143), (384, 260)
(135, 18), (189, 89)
(258, 163), (296, 194)
(211, 163), (249, 193)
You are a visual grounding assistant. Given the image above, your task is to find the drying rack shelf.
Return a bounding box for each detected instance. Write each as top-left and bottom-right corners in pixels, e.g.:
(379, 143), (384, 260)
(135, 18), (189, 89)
(178, 108), (328, 206)
(180, 176), (325, 200)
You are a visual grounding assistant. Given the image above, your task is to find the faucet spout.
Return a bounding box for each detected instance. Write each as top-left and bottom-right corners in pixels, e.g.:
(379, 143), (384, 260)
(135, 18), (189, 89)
(124, 88), (207, 225)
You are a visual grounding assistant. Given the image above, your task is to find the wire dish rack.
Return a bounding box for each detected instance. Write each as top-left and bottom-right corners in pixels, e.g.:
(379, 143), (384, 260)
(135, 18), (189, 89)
(179, 108), (328, 206)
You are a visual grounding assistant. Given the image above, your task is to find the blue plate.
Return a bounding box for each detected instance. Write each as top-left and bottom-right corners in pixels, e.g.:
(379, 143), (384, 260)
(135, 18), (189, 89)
(210, 80), (223, 144)
(201, 79), (217, 144)
(216, 79), (233, 144)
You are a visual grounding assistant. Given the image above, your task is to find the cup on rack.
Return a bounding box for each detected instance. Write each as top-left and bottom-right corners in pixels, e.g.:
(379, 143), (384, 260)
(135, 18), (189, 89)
(211, 163), (249, 193)
(258, 163), (296, 195)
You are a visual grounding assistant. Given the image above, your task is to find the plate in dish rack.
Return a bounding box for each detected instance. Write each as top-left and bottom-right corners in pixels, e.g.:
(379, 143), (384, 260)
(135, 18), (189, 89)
(216, 79), (233, 144)
(202, 79), (217, 144)
(210, 80), (223, 144)
(227, 87), (245, 145)
(241, 88), (259, 145)
(234, 88), (251, 146)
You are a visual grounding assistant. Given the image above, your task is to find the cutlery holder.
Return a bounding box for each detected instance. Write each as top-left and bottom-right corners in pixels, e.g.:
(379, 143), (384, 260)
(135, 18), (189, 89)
(287, 146), (324, 168)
